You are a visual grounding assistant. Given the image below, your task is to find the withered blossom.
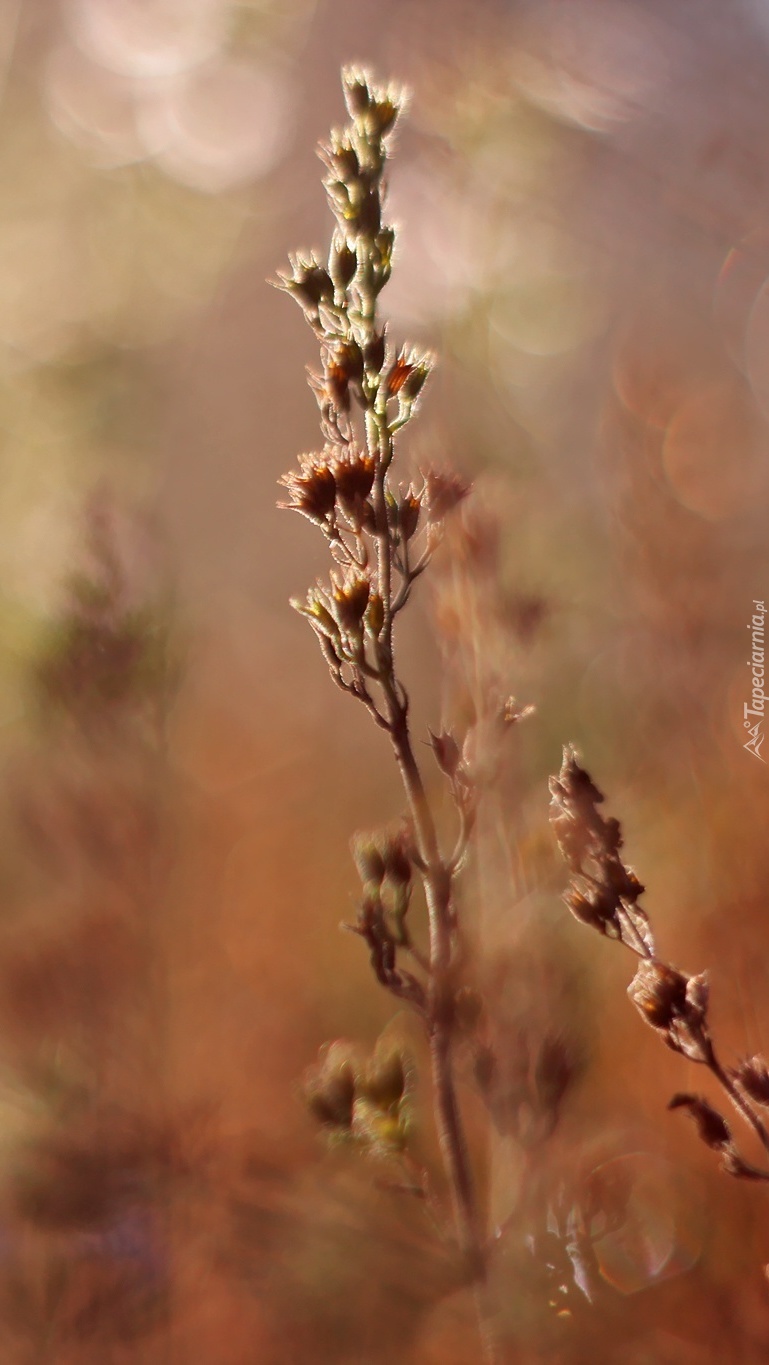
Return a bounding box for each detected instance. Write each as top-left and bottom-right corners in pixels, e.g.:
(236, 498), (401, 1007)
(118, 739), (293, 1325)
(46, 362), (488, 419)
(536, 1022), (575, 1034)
(278, 451), (337, 524)
(550, 745), (769, 1188)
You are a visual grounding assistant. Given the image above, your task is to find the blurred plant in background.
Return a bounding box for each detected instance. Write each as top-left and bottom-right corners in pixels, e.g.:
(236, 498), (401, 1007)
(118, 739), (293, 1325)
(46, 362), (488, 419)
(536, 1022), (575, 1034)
(0, 0), (307, 724)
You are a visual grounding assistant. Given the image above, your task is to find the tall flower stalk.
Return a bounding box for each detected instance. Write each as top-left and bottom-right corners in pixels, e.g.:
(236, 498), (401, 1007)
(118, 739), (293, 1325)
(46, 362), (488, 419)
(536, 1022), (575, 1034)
(276, 67), (509, 1359)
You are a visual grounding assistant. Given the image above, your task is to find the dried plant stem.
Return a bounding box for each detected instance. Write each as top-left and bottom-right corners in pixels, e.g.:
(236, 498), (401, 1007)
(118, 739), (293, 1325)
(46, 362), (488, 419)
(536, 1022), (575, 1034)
(278, 69), (505, 1361)
(390, 710), (480, 1255)
(370, 370), (495, 1349)
(551, 745), (769, 1187)
(706, 1046), (769, 1167)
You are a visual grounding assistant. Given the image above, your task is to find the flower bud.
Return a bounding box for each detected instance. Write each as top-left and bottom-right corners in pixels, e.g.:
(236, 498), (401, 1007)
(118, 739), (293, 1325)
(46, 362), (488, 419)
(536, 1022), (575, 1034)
(325, 178), (354, 220)
(328, 234), (358, 291)
(364, 329), (387, 376)
(303, 1041), (360, 1130)
(278, 451), (337, 523)
(361, 1048), (408, 1110)
(352, 833), (386, 886)
(365, 592), (384, 637)
(367, 94), (401, 138)
(325, 355), (351, 412)
(331, 573), (370, 635)
(342, 66), (372, 118)
(320, 130), (360, 182)
(628, 960), (689, 1029)
(293, 589), (338, 641)
(332, 448), (375, 509)
(428, 729), (461, 779)
(376, 226), (395, 268)
(398, 489), (421, 541)
(381, 830), (411, 885)
(401, 363), (432, 402)
(276, 253), (334, 315)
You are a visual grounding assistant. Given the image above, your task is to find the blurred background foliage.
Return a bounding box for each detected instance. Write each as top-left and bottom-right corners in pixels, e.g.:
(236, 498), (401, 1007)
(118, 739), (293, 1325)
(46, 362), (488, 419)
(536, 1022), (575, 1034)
(0, 0), (766, 1360)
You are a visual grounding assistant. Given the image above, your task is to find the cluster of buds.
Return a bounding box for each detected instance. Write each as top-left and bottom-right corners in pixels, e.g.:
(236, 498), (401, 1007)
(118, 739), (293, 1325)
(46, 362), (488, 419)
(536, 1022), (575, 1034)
(302, 1036), (413, 1156)
(347, 826), (426, 1011)
(291, 571), (385, 698)
(549, 746), (652, 955)
(550, 746), (769, 1185)
(279, 446), (376, 531)
(276, 67), (435, 433)
(277, 70), (476, 711)
(627, 958), (711, 1062)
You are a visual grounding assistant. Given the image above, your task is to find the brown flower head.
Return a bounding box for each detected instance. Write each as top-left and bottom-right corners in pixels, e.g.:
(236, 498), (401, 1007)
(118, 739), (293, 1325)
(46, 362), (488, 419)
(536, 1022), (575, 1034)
(278, 452), (337, 524)
(331, 571), (371, 635)
(386, 346), (434, 400)
(629, 960), (710, 1061)
(629, 959), (689, 1029)
(331, 448), (376, 511)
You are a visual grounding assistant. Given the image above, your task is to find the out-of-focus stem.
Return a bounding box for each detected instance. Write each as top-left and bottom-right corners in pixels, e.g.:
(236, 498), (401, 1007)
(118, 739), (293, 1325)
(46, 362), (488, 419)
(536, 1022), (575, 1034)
(367, 411), (498, 1360)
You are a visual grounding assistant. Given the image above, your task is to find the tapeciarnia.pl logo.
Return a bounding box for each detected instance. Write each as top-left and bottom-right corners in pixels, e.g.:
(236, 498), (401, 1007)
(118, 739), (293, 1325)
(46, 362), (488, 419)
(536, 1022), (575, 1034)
(744, 599), (767, 763)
